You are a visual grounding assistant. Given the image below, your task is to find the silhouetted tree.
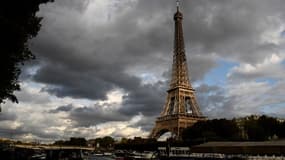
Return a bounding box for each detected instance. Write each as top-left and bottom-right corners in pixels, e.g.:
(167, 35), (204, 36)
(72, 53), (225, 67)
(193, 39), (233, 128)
(243, 115), (281, 141)
(182, 119), (241, 143)
(101, 136), (115, 148)
(53, 137), (87, 146)
(244, 119), (266, 141)
(120, 137), (128, 144)
(258, 115), (279, 139)
(68, 137), (87, 146)
(277, 121), (285, 138)
(210, 119), (241, 139)
(54, 140), (65, 146)
(92, 136), (115, 148)
(0, 0), (53, 104)
(115, 137), (158, 151)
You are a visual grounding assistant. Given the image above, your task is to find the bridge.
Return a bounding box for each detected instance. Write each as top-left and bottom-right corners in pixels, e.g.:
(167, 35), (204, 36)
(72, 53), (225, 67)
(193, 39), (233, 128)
(14, 144), (94, 151)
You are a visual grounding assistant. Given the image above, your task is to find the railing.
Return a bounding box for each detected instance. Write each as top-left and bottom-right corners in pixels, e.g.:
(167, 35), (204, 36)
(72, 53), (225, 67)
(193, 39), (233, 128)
(157, 114), (206, 121)
(14, 144), (94, 151)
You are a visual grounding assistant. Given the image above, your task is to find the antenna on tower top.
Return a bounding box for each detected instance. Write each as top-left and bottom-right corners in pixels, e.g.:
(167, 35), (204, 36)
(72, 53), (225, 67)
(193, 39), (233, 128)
(176, 0), (180, 11)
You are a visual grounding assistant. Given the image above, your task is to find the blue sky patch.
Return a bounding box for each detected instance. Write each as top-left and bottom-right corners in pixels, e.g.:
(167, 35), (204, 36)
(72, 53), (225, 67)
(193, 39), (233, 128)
(202, 59), (237, 86)
(256, 78), (277, 85)
(281, 59), (285, 66)
(281, 30), (285, 38)
(261, 102), (285, 115)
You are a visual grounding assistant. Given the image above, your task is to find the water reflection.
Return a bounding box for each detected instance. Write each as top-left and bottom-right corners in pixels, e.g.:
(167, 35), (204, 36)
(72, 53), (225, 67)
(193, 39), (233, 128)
(87, 155), (115, 160)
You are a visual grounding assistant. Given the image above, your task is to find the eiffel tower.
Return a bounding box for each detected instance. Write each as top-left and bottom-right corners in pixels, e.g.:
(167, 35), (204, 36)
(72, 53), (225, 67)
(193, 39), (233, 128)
(149, 1), (206, 139)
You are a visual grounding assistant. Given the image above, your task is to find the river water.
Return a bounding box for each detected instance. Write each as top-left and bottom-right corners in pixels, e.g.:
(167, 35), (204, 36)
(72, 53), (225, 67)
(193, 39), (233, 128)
(87, 155), (115, 160)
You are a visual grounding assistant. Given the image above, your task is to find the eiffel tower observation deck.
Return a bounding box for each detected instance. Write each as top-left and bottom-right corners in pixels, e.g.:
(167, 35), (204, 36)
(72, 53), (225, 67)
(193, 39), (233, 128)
(150, 1), (206, 139)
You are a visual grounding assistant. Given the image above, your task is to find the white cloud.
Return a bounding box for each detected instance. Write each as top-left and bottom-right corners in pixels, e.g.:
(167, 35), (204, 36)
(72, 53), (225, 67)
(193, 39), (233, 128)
(98, 89), (125, 106)
(1, 81), (148, 140)
(228, 53), (285, 81)
(83, 0), (137, 26)
(94, 113), (148, 138)
(2, 0), (285, 141)
(260, 16), (285, 45)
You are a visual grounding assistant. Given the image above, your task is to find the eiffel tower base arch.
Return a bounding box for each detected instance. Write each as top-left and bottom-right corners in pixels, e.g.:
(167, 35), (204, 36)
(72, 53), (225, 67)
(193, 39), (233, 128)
(149, 115), (206, 139)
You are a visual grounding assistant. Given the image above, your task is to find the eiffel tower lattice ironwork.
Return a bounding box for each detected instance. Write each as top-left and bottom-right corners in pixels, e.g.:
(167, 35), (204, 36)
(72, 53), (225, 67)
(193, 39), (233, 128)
(149, 2), (206, 139)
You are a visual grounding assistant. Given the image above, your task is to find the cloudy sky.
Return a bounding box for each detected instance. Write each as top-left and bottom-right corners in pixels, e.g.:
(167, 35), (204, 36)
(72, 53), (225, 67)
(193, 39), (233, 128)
(1, 0), (285, 142)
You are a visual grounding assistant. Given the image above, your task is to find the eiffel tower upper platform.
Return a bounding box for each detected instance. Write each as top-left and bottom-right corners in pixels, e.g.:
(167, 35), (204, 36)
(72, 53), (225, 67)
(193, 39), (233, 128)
(149, 1), (206, 139)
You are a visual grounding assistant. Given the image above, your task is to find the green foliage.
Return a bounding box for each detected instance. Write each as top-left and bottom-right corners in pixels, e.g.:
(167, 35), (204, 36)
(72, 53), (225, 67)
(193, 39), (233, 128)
(258, 115), (279, 138)
(120, 137), (128, 144)
(182, 119), (241, 143)
(54, 137), (87, 146)
(244, 115), (282, 141)
(93, 136), (115, 148)
(0, 0), (53, 104)
(69, 137), (87, 146)
(182, 115), (285, 142)
(244, 120), (266, 141)
(277, 121), (285, 138)
(115, 137), (158, 151)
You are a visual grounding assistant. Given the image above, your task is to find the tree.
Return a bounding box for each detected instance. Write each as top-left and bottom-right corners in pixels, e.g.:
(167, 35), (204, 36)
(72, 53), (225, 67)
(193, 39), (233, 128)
(101, 136), (115, 148)
(257, 115), (279, 139)
(68, 137), (87, 146)
(244, 119), (266, 141)
(0, 0), (53, 104)
(182, 119), (241, 143)
(91, 136), (115, 149)
(211, 119), (240, 139)
(115, 137), (158, 151)
(277, 121), (285, 138)
(120, 137), (128, 144)
(54, 137), (87, 146)
(243, 115), (281, 141)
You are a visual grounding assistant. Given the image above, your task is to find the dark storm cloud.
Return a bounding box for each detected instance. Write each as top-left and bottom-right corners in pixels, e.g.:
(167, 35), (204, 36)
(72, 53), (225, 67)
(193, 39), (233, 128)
(27, 0), (285, 127)
(65, 80), (167, 128)
(119, 80), (167, 117)
(32, 1), (169, 100)
(31, 0), (216, 100)
(188, 55), (217, 81)
(35, 62), (114, 100)
(69, 104), (129, 126)
(196, 84), (241, 118)
(0, 120), (61, 140)
(52, 0), (89, 12)
(182, 0), (285, 63)
(196, 84), (226, 114)
(18, 126), (60, 140)
(0, 112), (16, 121)
(196, 81), (285, 119)
(130, 115), (157, 132)
(49, 104), (74, 113)
(196, 84), (220, 94)
(0, 128), (28, 138)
